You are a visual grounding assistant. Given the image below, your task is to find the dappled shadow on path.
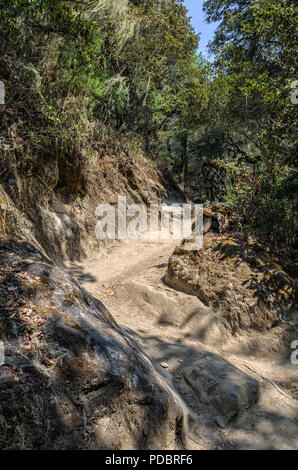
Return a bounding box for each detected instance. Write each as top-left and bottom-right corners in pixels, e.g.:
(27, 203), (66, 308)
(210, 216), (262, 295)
(63, 262), (98, 284)
(122, 325), (298, 450)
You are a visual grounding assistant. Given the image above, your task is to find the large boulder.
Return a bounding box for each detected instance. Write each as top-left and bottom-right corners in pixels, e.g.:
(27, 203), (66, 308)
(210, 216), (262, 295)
(183, 351), (259, 427)
(192, 207), (229, 235)
(0, 242), (186, 450)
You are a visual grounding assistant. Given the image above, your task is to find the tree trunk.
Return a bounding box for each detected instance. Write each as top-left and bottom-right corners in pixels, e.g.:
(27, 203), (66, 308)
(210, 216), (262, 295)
(181, 132), (188, 189)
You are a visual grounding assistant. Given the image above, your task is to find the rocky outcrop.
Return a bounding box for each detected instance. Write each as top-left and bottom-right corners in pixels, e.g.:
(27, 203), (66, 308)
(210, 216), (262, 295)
(165, 235), (297, 335)
(183, 352), (259, 428)
(116, 279), (226, 345)
(0, 242), (187, 450)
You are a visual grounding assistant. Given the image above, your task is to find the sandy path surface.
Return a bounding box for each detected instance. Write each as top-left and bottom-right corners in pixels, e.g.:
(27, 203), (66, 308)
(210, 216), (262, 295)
(65, 235), (298, 450)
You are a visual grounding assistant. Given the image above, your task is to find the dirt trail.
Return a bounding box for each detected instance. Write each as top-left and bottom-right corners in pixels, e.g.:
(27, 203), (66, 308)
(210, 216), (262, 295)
(66, 234), (298, 450)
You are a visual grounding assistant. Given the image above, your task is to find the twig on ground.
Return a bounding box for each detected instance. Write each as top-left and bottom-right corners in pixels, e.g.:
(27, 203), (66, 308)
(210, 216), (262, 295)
(243, 361), (296, 402)
(47, 353), (67, 370)
(188, 434), (208, 449)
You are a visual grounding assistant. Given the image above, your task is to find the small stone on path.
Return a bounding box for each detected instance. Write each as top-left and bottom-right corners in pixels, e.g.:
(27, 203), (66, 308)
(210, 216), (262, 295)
(160, 362), (169, 369)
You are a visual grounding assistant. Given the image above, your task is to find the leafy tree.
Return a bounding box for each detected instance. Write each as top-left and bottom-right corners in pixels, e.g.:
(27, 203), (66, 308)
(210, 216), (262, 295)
(203, 0), (298, 247)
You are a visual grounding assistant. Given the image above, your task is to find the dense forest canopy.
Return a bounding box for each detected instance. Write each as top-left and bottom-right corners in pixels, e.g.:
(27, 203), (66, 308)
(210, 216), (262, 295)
(0, 0), (297, 248)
